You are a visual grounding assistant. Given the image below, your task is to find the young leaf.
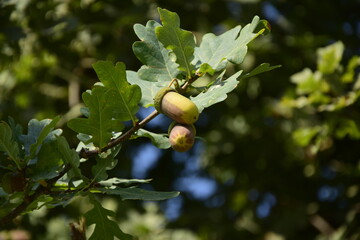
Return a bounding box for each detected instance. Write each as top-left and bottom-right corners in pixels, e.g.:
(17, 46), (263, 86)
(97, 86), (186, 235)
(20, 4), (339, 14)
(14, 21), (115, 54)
(68, 86), (124, 148)
(92, 61), (141, 124)
(132, 128), (171, 149)
(191, 70), (243, 112)
(126, 70), (165, 107)
(85, 196), (133, 240)
(133, 20), (181, 82)
(156, 8), (196, 79)
(0, 121), (20, 169)
(95, 187), (180, 201)
(193, 16), (262, 72)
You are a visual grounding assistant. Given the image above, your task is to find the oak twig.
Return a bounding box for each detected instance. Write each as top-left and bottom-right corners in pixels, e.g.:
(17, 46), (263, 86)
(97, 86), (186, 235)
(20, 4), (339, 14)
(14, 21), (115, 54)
(0, 165), (71, 226)
(79, 110), (159, 158)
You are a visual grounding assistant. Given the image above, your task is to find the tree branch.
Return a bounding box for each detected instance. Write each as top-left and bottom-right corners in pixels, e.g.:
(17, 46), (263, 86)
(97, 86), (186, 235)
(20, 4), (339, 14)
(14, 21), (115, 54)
(0, 165), (71, 226)
(79, 110), (160, 158)
(0, 109), (160, 226)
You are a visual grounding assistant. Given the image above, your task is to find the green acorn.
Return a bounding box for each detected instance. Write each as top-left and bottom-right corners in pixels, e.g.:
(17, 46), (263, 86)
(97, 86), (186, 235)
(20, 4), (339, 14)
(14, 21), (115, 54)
(154, 87), (199, 124)
(168, 122), (196, 152)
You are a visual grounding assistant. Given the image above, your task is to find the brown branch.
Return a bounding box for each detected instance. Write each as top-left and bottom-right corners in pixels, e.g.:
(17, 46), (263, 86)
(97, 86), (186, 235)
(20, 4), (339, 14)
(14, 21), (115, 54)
(0, 77), (189, 226)
(0, 165), (71, 226)
(79, 110), (160, 158)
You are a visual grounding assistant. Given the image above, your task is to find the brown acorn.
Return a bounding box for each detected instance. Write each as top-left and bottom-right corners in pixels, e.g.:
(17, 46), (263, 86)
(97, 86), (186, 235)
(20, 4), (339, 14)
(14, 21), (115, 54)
(168, 122), (196, 152)
(154, 87), (199, 124)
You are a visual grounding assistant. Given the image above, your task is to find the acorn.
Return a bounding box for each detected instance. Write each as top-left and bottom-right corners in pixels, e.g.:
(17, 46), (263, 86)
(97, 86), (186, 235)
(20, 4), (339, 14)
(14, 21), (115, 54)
(154, 87), (199, 124)
(168, 122), (196, 152)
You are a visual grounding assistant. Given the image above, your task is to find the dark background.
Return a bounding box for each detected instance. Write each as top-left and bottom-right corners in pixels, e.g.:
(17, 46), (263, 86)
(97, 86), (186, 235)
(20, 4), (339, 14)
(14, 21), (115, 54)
(1, 0), (360, 239)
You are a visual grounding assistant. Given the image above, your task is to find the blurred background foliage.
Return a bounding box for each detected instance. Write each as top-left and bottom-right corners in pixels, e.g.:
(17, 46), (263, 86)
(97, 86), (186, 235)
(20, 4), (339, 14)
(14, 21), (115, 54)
(1, 0), (360, 239)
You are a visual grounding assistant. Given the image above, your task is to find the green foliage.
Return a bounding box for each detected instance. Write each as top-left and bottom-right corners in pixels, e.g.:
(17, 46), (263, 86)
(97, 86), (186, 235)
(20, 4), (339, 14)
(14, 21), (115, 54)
(132, 129), (171, 149)
(68, 86), (125, 148)
(68, 61), (141, 148)
(92, 61), (141, 124)
(130, 8), (272, 110)
(156, 8), (196, 79)
(0, 7), (273, 239)
(191, 70), (242, 113)
(0, 121), (21, 169)
(279, 41), (360, 155)
(133, 20), (181, 83)
(56, 136), (82, 180)
(317, 41), (344, 75)
(2, 1), (360, 239)
(126, 70), (164, 108)
(193, 16), (262, 73)
(96, 188), (179, 201)
(20, 118), (62, 162)
(85, 196), (133, 240)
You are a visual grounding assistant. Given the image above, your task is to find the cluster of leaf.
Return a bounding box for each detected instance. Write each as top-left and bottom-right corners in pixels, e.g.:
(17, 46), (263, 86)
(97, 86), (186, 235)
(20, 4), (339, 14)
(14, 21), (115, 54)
(0, 8), (275, 239)
(276, 41), (360, 155)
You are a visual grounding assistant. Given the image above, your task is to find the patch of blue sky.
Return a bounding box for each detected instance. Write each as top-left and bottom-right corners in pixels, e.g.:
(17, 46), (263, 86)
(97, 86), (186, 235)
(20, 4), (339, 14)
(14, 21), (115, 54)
(172, 141), (204, 173)
(162, 195), (184, 221)
(262, 2), (280, 22)
(174, 175), (218, 200)
(131, 143), (163, 179)
(317, 185), (339, 202)
(136, 106), (171, 130)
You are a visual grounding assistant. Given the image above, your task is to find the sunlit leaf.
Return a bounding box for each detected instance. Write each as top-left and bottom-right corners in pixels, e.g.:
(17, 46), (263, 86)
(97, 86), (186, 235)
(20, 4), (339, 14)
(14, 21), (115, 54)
(98, 178), (152, 188)
(291, 68), (327, 95)
(126, 70), (165, 107)
(193, 16), (262, 72)
(133, 20), (181, 82)
(92, 61), (141, 124)
(68, 86), (124, 148)
(156, 8), (196, 79)
(317, 41), (344, 74)
(335, 119), (360, 139)
(341, 56), (360, 83)
(292, 126), (322, 147)
(191, 70), (242, 112)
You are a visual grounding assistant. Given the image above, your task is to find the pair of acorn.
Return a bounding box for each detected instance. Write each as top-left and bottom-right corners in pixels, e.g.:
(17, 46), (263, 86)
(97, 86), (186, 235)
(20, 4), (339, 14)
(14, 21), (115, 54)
(154, 87), (199, 152)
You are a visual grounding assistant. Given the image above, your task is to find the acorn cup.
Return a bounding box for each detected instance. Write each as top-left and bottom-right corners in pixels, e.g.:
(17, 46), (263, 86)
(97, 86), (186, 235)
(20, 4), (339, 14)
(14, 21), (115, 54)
(154, 87), (199, 124)
(168, 122), (196, 152)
